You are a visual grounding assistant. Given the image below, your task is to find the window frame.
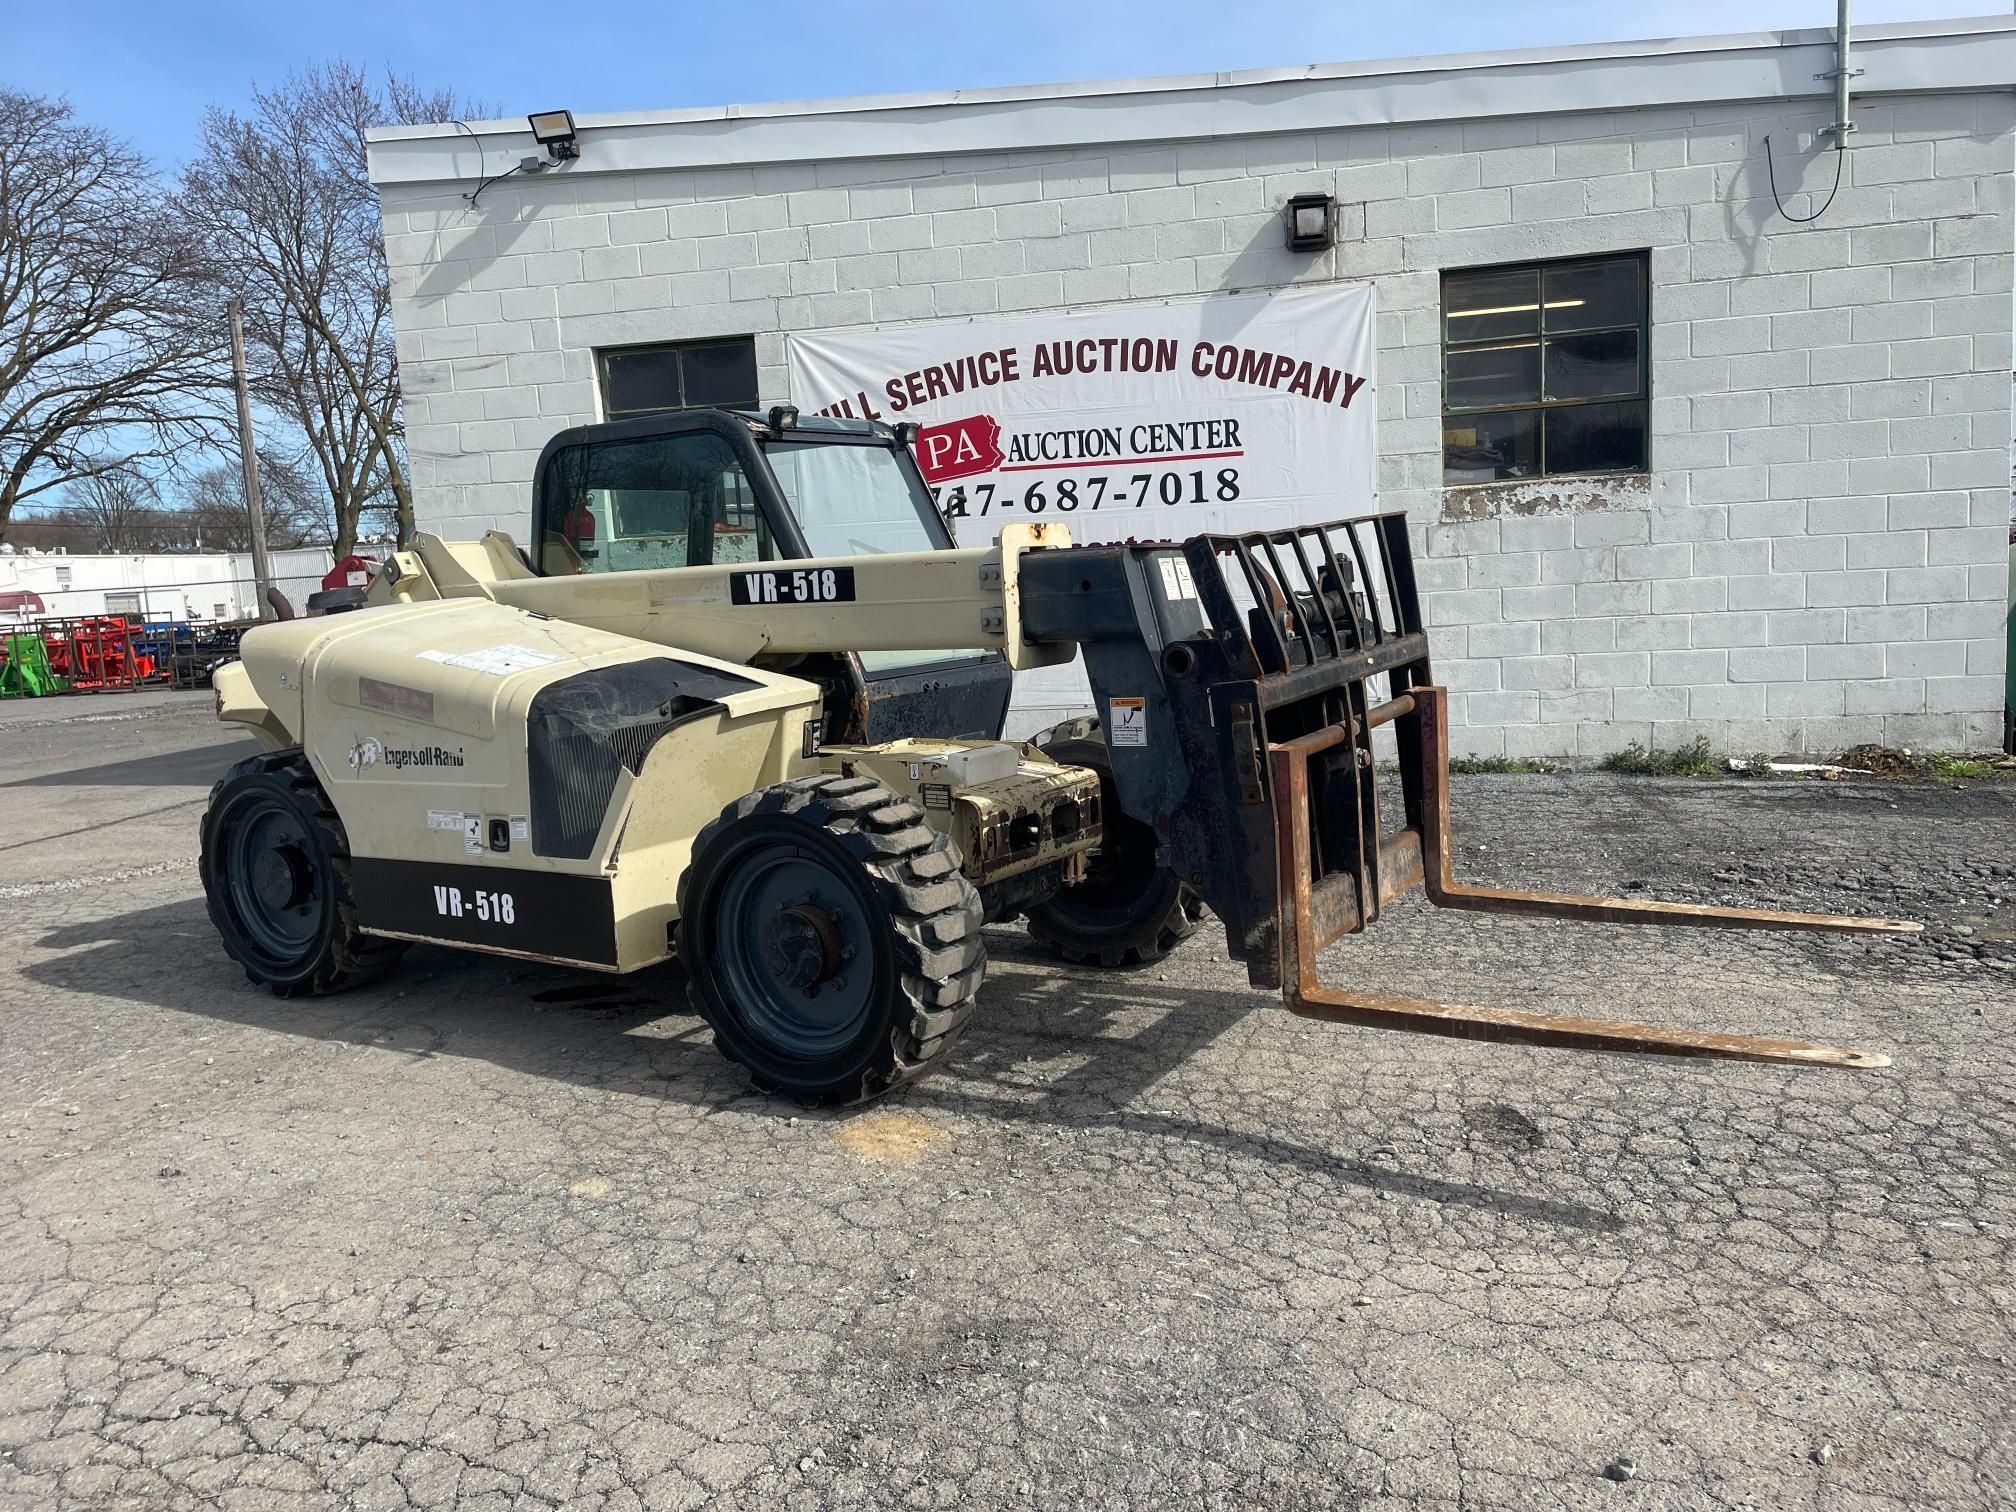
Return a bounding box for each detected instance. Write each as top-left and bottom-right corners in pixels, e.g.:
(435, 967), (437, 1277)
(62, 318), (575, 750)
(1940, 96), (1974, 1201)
(533, 416), (778, 576)
(1439, 251), (1651, 485)
(595, 336), (760, 423)
(528, 410), (960, 581)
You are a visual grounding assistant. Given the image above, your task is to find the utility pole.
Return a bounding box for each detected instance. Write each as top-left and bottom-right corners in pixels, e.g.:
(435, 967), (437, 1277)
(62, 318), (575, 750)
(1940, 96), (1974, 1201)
(228, 297), (275, 620)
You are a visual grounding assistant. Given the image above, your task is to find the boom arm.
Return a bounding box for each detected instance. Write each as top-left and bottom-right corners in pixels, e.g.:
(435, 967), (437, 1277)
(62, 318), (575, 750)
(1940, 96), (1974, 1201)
(376, 525), (1076, 672)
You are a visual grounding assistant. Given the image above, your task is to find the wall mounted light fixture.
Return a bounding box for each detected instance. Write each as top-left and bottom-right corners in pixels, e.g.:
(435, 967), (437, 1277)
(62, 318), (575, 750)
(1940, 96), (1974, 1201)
(1283, 192), (1335, 253)
(528, 109), (580, 162)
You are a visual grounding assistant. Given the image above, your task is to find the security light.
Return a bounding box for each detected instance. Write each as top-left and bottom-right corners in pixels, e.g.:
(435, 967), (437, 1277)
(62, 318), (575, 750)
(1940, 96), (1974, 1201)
(528, 110), (579, 162)
(768, 404), (800, 433)
(1284, 192), (1335, 253)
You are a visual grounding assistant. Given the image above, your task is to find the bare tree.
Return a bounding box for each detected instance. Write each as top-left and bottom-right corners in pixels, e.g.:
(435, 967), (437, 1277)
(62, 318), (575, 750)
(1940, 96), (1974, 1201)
(183, 66), (476, 559)
(181, 455), (323, 551)
(1, 510), (99, 554)
(58, 464), (173, 551)
(0, 91), (223, 542)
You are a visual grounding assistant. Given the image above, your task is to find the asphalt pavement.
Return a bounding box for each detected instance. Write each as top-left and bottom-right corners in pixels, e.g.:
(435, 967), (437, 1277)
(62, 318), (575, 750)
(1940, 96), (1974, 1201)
(1, 689), (2012, 1511)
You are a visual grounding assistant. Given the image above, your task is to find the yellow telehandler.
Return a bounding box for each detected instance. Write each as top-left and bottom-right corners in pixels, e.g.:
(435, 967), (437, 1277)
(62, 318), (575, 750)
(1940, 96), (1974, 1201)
(203, 406), (1912, 1102)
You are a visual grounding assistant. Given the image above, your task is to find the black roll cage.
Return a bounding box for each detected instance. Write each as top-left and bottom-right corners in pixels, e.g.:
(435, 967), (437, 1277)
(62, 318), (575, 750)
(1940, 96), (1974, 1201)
(527, 408), (958, 572)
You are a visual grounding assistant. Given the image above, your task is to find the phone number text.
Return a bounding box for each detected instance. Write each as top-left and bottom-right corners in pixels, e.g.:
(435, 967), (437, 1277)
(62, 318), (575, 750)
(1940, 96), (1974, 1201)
(929, 468), (1241, 518)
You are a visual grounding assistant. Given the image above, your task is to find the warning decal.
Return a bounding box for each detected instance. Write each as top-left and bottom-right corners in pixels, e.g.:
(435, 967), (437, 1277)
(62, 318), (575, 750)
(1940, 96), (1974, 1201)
(1108, 697), (1147, 747)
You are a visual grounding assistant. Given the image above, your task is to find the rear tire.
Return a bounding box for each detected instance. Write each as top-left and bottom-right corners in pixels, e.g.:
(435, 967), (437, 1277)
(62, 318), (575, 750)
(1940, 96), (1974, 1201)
(1023, 736), (1205, 969)
(200, 750), (407, 996)
(677, 775), (985, 1105)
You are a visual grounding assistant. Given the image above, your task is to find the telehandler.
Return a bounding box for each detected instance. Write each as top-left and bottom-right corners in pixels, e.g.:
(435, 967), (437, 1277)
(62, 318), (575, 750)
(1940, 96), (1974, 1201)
(202, 406), (1915, 1103)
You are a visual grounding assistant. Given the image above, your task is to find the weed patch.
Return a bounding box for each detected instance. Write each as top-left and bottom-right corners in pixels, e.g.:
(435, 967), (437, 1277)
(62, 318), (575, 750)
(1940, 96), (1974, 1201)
(1601, 738), (1722, 778)
(1448, 754), (1564, 775)
(1837, 744), (2015, 782)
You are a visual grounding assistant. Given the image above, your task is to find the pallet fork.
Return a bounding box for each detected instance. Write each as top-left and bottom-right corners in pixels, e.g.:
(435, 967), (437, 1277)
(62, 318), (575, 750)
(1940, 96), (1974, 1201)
(1019, 512), (1917, 1070)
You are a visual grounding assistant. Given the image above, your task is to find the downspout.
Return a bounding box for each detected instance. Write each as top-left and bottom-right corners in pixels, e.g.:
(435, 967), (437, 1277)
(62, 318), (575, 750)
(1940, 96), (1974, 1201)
(1820, 0), (1858, 150)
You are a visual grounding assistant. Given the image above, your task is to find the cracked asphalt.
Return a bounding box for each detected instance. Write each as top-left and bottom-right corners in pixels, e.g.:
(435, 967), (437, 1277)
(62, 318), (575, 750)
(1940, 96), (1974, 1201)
(2, 690), (2013, 1511)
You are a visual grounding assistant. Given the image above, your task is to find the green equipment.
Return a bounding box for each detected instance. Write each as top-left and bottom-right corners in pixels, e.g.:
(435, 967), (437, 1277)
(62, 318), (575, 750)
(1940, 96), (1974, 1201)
(0, 633), (63, 698)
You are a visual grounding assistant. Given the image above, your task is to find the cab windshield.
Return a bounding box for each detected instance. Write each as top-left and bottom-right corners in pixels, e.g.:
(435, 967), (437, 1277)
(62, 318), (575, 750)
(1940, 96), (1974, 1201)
(763, 437), (977, 673)
(762, 438), (944, 558)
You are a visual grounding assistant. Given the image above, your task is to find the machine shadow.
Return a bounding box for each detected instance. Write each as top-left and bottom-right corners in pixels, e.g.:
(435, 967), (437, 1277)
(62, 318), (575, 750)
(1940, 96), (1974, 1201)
(30, 895), (1621, 1235)
(2, 738), (258, 789)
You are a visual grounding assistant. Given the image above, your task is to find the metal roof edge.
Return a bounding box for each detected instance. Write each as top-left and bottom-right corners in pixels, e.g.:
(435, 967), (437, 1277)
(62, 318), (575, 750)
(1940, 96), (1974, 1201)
(366, 16), (2016, 187)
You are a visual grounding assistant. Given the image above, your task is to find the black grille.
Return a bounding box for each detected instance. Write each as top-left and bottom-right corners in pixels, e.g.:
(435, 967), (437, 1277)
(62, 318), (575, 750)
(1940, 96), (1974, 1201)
(527, 659), (759, 859)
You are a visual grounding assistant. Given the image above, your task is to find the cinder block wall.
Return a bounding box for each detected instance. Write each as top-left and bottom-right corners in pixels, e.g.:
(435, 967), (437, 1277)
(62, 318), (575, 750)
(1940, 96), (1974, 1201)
(380, 91), (2014, 756)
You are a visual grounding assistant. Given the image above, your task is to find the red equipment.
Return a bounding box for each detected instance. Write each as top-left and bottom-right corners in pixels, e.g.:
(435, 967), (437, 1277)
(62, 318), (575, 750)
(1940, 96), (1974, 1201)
(323, 555), (376, 593)
(40, 617), (154, 691)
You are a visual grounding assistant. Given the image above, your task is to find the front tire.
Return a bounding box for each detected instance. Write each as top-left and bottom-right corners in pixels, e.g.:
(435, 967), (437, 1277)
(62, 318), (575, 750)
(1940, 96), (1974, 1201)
(677, 775), (985, 1105)
(1023, 736), (1205, 969)
(200, 750), (406, 996)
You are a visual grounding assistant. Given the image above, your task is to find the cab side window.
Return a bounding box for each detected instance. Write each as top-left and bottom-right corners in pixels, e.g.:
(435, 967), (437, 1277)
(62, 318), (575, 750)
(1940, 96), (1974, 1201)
(537, 430), (771, 576)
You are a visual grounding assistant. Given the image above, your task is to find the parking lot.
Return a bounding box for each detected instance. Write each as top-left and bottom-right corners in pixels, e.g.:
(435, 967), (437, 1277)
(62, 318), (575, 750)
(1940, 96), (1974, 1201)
(1, 689), (2012, 1511)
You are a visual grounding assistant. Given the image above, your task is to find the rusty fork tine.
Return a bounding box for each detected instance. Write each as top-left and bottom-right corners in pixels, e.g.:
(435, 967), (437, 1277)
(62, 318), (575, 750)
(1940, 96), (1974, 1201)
(1284, 988), (1893, 1068)
(1268, 682), (1911, 1070)
(1411, 686), (1922, 938)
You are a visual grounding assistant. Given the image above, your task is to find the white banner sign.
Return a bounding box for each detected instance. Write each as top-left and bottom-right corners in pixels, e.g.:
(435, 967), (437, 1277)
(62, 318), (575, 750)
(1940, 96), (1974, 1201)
(784, 283), (1377, 725)
(786, 283), (1375, 540)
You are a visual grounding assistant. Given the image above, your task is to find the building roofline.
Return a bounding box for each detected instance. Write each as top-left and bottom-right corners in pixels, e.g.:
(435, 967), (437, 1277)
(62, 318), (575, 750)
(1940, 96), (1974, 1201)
(366, 16), (2016, 187)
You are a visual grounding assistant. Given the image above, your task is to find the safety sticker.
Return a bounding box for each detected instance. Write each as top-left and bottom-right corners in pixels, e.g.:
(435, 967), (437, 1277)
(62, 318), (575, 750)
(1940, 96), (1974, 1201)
(1156, 557), (1198, 602)
(1108, 697), (1148, 746)
(418, 644), (565, 677)
(463, 816), (486, 856)
(509, 815), (530, 841)
(426, 809), (467, 831)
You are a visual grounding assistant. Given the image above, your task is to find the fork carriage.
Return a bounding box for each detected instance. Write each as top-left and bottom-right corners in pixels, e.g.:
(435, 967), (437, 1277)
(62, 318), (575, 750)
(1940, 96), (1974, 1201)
(1016, 511), (1913, 1069)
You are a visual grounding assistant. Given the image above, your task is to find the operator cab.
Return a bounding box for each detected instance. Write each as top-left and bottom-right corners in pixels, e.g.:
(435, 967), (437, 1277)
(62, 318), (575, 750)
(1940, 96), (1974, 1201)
(529, 407), (1013, 744)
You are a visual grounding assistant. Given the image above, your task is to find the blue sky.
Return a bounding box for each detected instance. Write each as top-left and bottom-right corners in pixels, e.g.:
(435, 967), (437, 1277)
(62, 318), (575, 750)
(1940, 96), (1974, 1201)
(10, 0), (1977, 168)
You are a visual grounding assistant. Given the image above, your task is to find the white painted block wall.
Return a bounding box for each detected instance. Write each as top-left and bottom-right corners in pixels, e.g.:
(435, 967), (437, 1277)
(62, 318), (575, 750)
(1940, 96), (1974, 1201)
(379, 91), (2014, 756)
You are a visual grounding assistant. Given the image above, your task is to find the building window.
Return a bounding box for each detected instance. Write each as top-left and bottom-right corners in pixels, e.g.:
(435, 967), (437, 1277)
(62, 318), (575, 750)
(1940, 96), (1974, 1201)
(1441, 253), (1648, 485)
(597, 338), (759, 422)
(104, 591), (142, 617)
(54, 566), (72, 588)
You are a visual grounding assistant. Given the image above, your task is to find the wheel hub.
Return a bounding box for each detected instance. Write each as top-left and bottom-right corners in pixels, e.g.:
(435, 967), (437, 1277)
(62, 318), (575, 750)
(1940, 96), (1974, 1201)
(250, 843), (312, 912)
(217, 790), (327, 967)
(761, 902), (844, 992)
(708, 835), (876, 1060)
